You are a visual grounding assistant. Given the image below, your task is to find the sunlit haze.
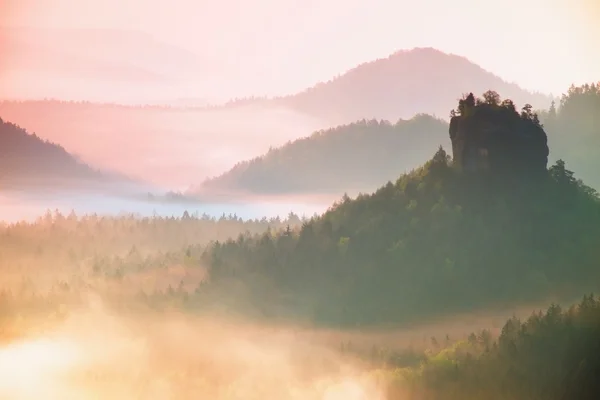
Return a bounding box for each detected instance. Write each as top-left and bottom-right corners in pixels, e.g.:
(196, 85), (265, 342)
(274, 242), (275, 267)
(1, 0), (599, 101)
(1, 1), (600, 398)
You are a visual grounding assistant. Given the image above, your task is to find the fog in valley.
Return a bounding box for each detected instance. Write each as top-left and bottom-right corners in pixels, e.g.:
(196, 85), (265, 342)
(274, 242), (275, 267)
(0, 299), (386, 400)
(0, 286), (572, 400)
(0, 189), (330, 224)
(0, 101), (325, 189)
(1, 0), (600, 399)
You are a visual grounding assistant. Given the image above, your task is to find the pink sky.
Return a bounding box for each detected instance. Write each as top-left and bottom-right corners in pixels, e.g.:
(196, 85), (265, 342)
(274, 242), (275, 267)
(1, 0), (599, 100)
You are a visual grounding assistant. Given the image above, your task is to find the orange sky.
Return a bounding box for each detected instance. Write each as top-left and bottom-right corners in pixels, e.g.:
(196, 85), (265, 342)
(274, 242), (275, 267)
(1, 0), (599, 100)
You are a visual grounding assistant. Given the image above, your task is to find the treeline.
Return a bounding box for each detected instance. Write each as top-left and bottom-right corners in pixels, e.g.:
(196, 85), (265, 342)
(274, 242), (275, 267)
(199, 145), (600, 326)
(0, 210), (303, 302)
(540, 82), (600, 189)
(199, 114), (450, 195)
(0, 209), (302, 257)
(364, 295), (600, 400)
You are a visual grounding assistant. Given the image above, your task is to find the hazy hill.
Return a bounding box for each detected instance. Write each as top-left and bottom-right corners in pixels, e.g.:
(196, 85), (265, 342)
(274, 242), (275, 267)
(0, 45), (557, 188)
(0, 27), (218, 104)
(199, 93), (600, 327)
(193, 114), (450, 196)
(224, 48), (553, 124)
(279, 47), (553, 122)
(196, 82), (599, 197)
(0, 100), (322, 188)
(0, 117), (122, 190)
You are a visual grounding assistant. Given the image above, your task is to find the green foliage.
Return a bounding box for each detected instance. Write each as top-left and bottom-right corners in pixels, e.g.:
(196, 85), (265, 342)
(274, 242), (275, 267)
(541, 82), (600, 190)
(376, 295), (600, 400)
(202, 140), (600, 326)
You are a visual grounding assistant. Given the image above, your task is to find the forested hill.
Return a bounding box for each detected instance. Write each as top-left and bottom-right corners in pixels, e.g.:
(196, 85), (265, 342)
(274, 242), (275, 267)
(195, 82), (600, 198)
(198, 93), (600, 328)
(0, 117), (113, 189)
(193, 114), (450, 196)
(540, 82), (600, 190)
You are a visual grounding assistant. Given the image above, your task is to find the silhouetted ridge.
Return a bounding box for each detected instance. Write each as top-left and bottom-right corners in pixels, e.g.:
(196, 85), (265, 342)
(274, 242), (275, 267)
(0, 117), (105, 187)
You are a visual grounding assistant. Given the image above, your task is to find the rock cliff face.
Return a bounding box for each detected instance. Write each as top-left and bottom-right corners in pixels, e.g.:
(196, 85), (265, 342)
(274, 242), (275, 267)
(449, 92), (549, 177)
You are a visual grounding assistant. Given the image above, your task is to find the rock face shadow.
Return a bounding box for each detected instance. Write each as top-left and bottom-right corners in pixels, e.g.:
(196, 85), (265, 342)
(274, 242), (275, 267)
(449, 92), (549, 179)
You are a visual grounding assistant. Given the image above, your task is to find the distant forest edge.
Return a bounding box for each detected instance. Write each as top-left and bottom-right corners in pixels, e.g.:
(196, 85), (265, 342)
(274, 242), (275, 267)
(194, 83), (600, 195)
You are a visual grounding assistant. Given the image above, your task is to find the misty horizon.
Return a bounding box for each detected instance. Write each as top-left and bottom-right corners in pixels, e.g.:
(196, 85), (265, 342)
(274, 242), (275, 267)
(1, 2), (599, 399)
(2, 0), (599, 100)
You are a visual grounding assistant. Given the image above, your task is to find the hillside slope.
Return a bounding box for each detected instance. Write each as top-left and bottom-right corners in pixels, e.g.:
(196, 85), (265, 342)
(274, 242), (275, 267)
(198, 93), (600, 327)
(0, 100), (322, 187)
(194, 114), (450, 196)
(0, 117), (113, 189)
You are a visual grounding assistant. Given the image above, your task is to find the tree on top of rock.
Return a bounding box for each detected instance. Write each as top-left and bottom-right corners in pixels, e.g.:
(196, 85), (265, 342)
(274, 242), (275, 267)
(449, 90), (549, 178)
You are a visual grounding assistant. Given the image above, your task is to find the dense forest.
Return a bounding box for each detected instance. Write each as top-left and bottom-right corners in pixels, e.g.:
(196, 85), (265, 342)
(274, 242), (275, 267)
(3, 92), (587, 330)
(0, 210), (301, 285)
(198, 92), (600, 327)
(540, 82), (600, 189)
(365, 295), (600, 400)
(1, 89), (599, 399)
(1, 212), (598, 400)
(0, 211), (305, 336)
(196, 114), (449, 195)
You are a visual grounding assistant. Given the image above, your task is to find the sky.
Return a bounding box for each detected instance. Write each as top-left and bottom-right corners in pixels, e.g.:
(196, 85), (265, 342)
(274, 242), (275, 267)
(1, 0), (599, 100)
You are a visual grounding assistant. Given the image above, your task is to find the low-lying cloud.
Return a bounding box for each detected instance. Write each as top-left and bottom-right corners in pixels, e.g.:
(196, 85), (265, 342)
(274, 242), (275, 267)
(0, 296), (386, 400)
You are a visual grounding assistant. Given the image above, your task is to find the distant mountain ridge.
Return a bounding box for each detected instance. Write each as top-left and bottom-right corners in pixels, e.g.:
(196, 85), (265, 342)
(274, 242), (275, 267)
(222, 48), (554, 124)
(2, 44), (552, 119)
